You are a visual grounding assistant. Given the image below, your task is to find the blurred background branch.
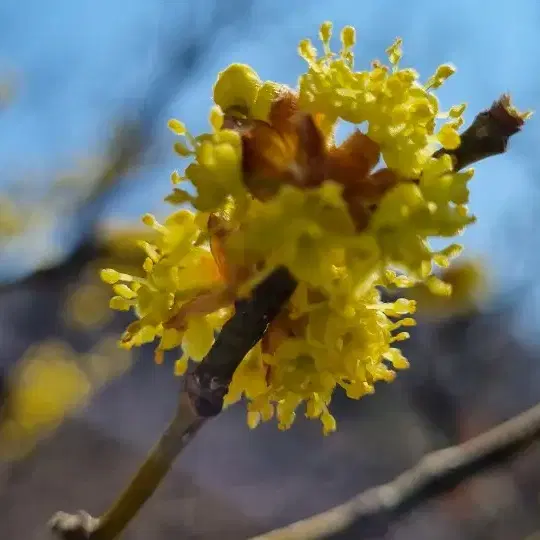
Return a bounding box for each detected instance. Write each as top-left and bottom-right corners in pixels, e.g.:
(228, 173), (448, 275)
(0, 0), (255, 463)
(0, 0), (255, 285)
(252, 401), (540, 540)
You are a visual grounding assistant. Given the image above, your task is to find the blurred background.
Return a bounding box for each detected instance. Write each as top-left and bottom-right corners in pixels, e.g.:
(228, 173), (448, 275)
(0, 1), (539, 538)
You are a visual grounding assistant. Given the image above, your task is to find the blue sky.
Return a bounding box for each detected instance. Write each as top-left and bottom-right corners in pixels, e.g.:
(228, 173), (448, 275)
(0, 0), (538, 297)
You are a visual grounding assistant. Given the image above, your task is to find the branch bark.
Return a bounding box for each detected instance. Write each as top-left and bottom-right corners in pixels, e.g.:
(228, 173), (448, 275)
(250, 401), (540, 540)
(49, 266), (297, 540)
(49, 392), (205, 540)
(49, 94), (529, 540)
(434, 94), (530, 171)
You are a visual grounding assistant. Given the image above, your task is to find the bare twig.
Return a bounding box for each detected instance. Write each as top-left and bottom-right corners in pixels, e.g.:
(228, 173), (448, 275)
(49, 266), (297, 540)
(49, 95), (529, 540)
(49, 393), (205, 540)
(434, 93), (530, 170)
(250, 401), (540, 540)
(185, 267), (297, 417)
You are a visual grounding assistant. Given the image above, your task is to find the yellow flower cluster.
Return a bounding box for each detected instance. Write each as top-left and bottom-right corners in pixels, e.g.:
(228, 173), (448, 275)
(101, 22), (477, 434)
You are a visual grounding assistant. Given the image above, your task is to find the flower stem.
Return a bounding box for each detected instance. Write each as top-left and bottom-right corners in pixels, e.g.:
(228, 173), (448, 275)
(50, 393), (205, 540)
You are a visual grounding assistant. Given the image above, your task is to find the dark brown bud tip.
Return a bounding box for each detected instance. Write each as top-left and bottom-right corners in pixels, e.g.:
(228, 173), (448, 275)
(490, 94), (532, 136)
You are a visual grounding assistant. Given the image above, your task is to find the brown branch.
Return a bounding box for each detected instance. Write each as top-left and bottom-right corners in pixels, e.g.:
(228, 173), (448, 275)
(185, 267), (297, 417)
(49, 94), (529, 540)
(434, 93), (530, 170)
(250, 401), (540, 540)
(49, 266), (297, 540)
(48, 267), (297, 538)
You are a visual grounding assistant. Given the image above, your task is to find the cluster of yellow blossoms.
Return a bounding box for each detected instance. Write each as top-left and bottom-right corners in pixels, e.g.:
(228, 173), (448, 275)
(101, 22), (477, 434)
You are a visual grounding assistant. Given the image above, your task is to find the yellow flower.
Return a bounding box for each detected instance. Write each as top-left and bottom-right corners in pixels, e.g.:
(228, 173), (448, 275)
(101, 209), (232, 365)
(213, 63), (262, 115)
(101, 22), (477, 434)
